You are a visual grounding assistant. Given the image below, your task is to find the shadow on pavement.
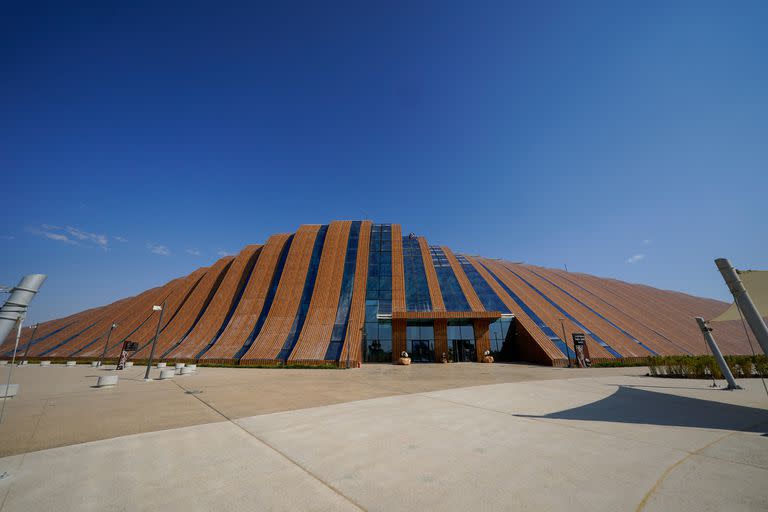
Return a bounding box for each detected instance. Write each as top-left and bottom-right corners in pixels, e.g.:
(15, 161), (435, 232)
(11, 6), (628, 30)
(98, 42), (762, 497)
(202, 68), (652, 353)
(517, 386), (768, 434)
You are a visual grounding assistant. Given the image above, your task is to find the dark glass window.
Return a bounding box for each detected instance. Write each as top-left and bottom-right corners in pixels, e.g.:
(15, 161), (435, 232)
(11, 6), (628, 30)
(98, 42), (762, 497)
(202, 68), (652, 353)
(406, 320), (434, 362)
(455, 255), (510, 314)
(363, 224), (394, 362)
(403, 237), (432, 312)
(325, 221), (363, 361)
(429, 246), (470, 311)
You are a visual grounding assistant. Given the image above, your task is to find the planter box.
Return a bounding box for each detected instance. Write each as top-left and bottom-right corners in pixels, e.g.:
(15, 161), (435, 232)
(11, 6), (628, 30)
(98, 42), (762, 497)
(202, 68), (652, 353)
(96, 375), (118, 387)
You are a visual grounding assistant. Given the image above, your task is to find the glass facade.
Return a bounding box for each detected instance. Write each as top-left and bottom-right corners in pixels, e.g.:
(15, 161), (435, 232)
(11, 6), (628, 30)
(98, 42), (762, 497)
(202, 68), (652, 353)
(406, 320), (434, 362)
(5, 322), (73, 357)
(403, 237), (432, 312)
(278, 225), (329, 361)
(234, 234), (295, 359)
(501, 264), (623, 358)
(488, 318), (513, 359)
(364, 224), (393, 362)
(325, 221), (362, 361)
(38, 322), (99, 357)
(429, 246), (470, 311)
(456, 255), (510, 313)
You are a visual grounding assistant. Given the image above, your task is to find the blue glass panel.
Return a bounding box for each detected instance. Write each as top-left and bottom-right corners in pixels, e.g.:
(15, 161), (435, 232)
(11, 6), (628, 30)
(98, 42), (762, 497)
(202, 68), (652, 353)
(403, 237), (432, 312)
(499, 264), (623, 358)
(4, 322), (75, 357)
(234, 234), (295, 360)
(455, 255), (510, 314)
(37, 322), (100, 357)
(525, 268), (657, 356)
(325, 221), (362, 360)
(479, 262), (572, 358)
(277, 225), (329, 361)
(429, 246), (470, 311)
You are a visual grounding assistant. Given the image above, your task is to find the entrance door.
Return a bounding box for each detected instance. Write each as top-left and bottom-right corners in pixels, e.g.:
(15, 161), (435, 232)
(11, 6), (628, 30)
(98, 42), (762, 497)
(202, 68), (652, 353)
(452, 339), (475, 362)
(410, 340), (432, 363)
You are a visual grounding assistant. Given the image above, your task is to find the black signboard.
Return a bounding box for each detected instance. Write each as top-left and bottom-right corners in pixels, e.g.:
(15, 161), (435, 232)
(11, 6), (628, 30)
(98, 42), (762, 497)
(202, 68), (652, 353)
(571, 333), (591, 368)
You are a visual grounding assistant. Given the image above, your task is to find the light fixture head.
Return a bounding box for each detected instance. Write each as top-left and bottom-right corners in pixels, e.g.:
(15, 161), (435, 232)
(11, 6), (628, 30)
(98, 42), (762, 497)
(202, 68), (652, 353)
(152, 305), (162, 311)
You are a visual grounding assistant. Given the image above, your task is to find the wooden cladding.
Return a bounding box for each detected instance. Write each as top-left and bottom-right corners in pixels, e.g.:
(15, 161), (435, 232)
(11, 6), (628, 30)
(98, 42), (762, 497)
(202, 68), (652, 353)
(417, 236), (445, 312)
(9, 220), (754, 366)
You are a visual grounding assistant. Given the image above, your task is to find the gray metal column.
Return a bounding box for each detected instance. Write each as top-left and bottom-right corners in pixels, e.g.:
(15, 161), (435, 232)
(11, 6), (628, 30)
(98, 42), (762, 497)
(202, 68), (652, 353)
(0, 274), (47, 345)
(715, 258), (768, 356)
(696, 317), (741, 390)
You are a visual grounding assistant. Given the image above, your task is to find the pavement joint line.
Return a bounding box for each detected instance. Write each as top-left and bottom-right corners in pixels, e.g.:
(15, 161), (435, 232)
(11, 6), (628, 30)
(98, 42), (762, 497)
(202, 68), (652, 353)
(169, 379), (368, 512)
(0, 397), (49, 512)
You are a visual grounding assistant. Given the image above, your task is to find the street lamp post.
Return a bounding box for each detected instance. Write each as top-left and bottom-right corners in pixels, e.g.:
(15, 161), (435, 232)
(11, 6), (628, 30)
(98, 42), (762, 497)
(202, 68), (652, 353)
(144, 303), (165, 380)
(559, 318), (572, 368)
(21, 323), (39, 363)
(99, 323), (117, 366)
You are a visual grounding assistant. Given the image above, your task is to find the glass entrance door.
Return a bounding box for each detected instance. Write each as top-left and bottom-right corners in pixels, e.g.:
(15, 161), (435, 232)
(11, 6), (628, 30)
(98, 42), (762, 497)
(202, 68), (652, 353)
(451, 339), (475, 362)
(410, 340), (433, 363)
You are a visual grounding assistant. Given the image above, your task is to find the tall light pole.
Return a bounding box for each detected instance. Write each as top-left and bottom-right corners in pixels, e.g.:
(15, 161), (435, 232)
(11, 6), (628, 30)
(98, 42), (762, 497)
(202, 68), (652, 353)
(99, 323), (117, 366)
(559, 318), (572, 368)
(144, 303), (164, 381)
(21, 323), (39, 363)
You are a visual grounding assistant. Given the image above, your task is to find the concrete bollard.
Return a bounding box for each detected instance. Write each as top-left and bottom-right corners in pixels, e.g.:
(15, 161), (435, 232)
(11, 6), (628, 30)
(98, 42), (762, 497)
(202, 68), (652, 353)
(180, 366), (194, 375)
(159, 369), (175, 380)
(156, 362), (166, 368)
(186, 364), (197, 372)
(0, 361), (7, 366)
(96, 375), (118, 387)
(20, 360), (28, 366)
(125, 361), (134, 368)
(91, 361), (100, 367)
(66, 361), (77, 367)
(175, 363), (185, 370)
(0, 384), (19, 397)
(40, 361), (51, 367)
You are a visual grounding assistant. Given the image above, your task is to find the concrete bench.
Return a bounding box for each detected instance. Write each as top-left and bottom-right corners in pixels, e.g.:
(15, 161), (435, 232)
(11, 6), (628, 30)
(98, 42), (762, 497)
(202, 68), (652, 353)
(96, 375), (118, 387)
(91, 361), (100, 367)
(175, 363), (185, 369)
(186, 364), (197, 372)
(66, 361), (77, 367)
(20, 360), (28, 366)
(0, 384), (19, 397)
(159, 369), (175, 380)
(0, 361), (7, 366)
(40, 361), (51, 367)
(180, 366), (194, 375)
(125, 362), (134, 368)
(156, 362), (167, 368)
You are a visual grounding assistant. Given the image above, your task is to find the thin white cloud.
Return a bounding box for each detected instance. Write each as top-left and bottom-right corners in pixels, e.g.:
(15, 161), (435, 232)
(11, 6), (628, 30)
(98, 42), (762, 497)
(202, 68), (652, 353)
(65, 226), (108, 250)
(44, 232), (76, 244)
(31, 224), (110, 250)
(217, 249), (232, 257)
(626, 254), (645, 264)
(147, 243), (171, 256)
(186, 248), (201, 256)
(113, 236), (128, 243)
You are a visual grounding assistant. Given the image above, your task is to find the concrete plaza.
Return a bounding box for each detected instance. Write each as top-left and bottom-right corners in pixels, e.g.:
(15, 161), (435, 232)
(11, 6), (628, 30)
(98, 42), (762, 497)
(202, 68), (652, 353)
(0, 364), (766, 511)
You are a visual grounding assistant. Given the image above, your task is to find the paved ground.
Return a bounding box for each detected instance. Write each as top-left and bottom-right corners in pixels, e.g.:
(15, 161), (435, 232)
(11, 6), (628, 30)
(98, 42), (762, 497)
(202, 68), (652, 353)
(0, 364), (766, 511)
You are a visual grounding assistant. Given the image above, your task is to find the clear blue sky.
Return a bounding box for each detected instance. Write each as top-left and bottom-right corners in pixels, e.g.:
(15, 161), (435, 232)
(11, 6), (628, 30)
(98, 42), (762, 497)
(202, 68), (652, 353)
(1, 1), (766, 324)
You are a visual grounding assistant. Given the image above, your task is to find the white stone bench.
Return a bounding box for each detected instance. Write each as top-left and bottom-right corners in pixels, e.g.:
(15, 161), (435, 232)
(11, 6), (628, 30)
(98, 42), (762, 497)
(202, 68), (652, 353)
(66, 361), (77, 367)
(180, 366), (194, 375)
(186, 364), (197, 372)
(159, 369), (175, 380)
(156, 362), (167, 368)
(96, 375), (118, 387)
(175, 363), (185, 369)
(40, 361), (51, 367)
(0, 361), (7, 366)
(125, 361), (134, 368)
(0, 384), (19, 397)
(20, 360), (28, 366)
(91, 361), (100, 367)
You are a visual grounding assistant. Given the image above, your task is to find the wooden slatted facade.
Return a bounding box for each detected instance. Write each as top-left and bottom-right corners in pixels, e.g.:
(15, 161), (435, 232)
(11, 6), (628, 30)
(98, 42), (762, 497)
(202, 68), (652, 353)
(6, 220), (753, 366)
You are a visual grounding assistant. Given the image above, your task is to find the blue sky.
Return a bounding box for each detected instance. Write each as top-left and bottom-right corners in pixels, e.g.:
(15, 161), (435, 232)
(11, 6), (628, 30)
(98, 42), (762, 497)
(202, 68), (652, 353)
(1, 1), (766, 324)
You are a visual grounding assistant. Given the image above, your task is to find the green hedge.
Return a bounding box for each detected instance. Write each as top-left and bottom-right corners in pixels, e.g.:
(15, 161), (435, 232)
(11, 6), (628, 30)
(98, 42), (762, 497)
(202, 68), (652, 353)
(647, 354), (768, 379)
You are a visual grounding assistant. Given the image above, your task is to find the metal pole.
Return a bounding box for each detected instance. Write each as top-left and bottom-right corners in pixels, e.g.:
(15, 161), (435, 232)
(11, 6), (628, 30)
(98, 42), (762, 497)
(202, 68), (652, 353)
(144, 303), (165, 380)
(0, 275), (46, 345)
(0, 316), (23, 424)
(695, 317), (741, 390)
(715, 258), (768, 356)
(21, 323), (38, 363)
(99, 323), (117, 366)
(559, 319), (571, 367)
